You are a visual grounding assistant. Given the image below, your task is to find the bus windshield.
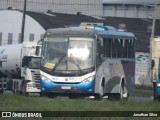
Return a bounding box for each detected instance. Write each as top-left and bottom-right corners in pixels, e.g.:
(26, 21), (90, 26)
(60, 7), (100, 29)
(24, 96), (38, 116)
(41, 37), (95, 74)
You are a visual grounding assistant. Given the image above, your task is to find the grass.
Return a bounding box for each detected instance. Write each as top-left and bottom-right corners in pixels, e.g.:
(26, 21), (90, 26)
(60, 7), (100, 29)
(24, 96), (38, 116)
(0, 94), (160, 120)
(0, 94), (160, 111)
(134, 85), (153, 90)
(130, 90), (152, 98)
(0, 85), (158, 120)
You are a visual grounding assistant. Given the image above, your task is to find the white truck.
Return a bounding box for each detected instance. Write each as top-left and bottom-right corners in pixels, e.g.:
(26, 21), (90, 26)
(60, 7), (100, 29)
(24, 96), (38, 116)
(151, 37), (160, 100)
(0, 42), (41, 95)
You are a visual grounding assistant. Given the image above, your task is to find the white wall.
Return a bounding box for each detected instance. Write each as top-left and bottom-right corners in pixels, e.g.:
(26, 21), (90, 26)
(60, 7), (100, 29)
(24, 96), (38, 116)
(0, 10), (45, 45)
(135, 52), (151, 86)
(103, 5), (155, 19)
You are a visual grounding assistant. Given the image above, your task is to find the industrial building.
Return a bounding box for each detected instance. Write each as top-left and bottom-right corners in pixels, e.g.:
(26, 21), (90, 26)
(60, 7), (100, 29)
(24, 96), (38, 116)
(0, 0), (160, 18)
(103, 0), (160, 18)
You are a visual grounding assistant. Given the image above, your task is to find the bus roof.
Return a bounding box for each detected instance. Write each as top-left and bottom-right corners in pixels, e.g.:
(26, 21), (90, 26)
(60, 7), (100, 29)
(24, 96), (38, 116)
(97, 30), (135, 39)
(45, 27), (135, 39)
(46, 27), (95, 37)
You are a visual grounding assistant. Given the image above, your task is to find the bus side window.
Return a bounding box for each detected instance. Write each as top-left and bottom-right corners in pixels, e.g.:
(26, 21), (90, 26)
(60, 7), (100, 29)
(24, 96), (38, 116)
(112, 39), (117, 58)
(123, 39), (127, 58)
(103, 38), (112, 58)
(103, 38), (108, 57)
(132, 40), (135, 58)
(128, 39), (132, 58)
(117, 39), (120, 58)
(97, 38), (104, 62)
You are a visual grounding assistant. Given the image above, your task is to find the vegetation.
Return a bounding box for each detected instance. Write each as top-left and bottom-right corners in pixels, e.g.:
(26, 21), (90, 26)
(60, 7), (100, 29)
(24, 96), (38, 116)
(134, 85), (153, 90)
(0, 94), (160, 111)
(130, 90), (152, 98)
(0, 85), (158, 120)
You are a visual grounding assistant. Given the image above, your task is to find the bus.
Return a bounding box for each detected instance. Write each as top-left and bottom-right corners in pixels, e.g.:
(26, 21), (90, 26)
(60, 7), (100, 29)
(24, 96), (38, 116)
(40, 26), (135, 100)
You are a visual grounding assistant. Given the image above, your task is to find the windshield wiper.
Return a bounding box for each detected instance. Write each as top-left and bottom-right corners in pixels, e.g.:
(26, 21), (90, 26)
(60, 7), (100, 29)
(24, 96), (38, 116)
(52, 53), (66, 72)
(51, 53), (82, 74)
(69, 54), (82, 74)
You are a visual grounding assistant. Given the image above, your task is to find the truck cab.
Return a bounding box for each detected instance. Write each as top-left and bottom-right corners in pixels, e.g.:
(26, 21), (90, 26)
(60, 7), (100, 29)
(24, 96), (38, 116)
(0, 42), (41, 95)
(21, 56), (41, 93)
(153, 58), (160, 100)
(151, 37), (160, 100)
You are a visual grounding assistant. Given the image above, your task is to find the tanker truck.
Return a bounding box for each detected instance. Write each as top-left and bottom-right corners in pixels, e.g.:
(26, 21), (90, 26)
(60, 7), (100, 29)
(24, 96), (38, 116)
(0, 42), (41, 95)
(150, 37), (160, 100)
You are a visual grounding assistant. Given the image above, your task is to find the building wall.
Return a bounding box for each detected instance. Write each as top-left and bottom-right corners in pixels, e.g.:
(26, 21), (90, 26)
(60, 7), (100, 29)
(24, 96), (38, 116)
(0, 0), (103, 16)
(103, 4), (156, 18)
(0, 10), (45, 45)
(135, 52), (151, 86)
(0, 0), (158, 18)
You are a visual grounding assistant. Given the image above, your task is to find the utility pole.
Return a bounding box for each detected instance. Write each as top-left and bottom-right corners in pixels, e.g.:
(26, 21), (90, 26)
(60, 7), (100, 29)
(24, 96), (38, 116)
(150, 5), (157, 66)
(20, 0), (27, 43)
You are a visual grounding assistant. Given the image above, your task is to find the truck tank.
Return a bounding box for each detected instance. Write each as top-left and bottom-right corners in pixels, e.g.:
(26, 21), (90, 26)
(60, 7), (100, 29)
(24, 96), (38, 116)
(0, 44), (22, 76)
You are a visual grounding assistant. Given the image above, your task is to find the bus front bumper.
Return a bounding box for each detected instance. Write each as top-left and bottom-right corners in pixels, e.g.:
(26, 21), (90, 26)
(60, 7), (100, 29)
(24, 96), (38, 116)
(40, 79), (95, 94)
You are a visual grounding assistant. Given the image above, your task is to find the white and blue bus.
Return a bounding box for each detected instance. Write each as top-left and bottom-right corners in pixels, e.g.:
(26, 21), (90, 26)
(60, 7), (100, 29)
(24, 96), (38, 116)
(40, 26), (135, 100)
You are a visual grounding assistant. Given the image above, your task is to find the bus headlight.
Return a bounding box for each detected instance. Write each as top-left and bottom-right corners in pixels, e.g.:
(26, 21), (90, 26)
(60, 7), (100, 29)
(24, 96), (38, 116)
(41, 75), (52, 82)
(157, 83), (160, 87)
(82, 76), (95, 84)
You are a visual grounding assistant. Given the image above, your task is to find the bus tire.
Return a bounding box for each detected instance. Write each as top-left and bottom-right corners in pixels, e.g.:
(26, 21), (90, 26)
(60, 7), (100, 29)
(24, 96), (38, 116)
(115, 82), (124, 100)
(94, 94), (102, 101)
(119, 83), (124, 99)
(97, 78), (105, 100)
(108, 83), (124, 100)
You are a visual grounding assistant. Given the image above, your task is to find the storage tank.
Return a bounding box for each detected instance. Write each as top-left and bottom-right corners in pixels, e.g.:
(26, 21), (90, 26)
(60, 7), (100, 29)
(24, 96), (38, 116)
(0, 44), (22, 76)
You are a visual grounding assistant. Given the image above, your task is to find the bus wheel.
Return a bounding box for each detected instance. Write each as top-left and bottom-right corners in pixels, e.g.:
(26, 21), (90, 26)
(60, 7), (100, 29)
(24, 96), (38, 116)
(119, 84), (124, 99)
(97, 79), (105, 100)
(110, 84), (124, 100)
(95, 83), (105, 100)
(94, 94), (102, 100)
(115, 83), (124, 100)
(100, 85), (104, 97)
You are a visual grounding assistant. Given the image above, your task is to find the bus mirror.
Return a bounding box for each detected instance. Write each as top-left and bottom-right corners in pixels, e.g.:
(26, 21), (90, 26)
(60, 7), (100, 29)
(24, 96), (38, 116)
(151, 60), (155, 69)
